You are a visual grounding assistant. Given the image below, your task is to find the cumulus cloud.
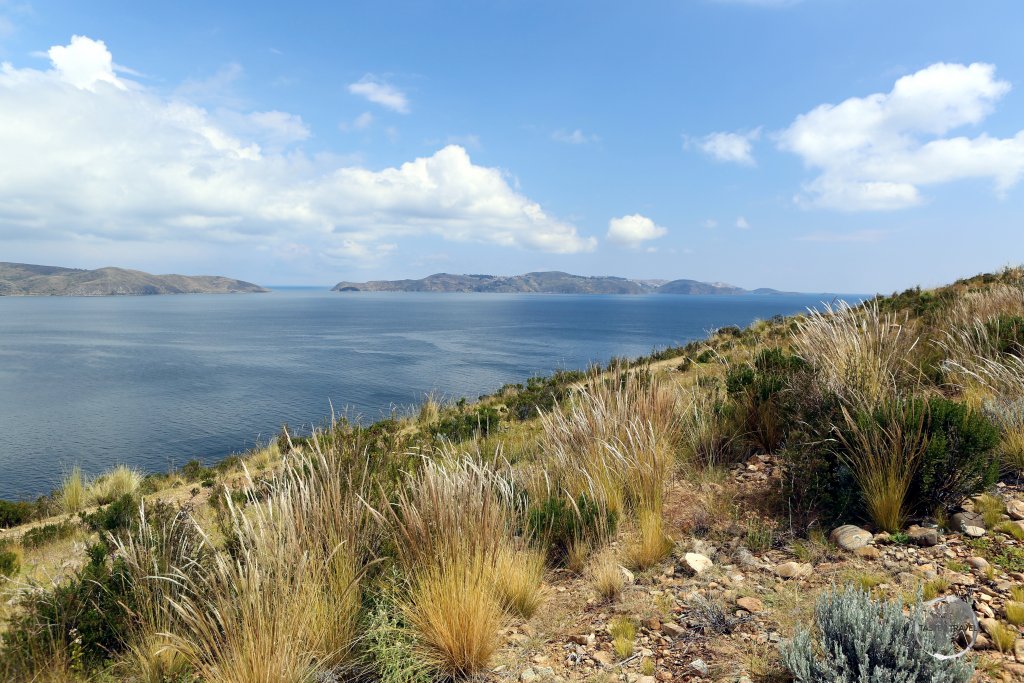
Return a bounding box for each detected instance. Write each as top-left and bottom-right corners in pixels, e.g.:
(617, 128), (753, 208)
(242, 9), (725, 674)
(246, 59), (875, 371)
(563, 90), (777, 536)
(778, 62), (1024, 210)
(552, 128), (599, 145)
(735, 216), (750, 229)
(0, 36), (595, 261)
(606, 214), (668, 245)
(348, 75), (409, 113)
(693, 129), (760, 165)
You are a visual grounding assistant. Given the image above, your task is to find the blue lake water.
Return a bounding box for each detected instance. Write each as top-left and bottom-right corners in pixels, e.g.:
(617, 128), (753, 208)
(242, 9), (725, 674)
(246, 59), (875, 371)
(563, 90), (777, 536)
(0, 289), (858, 499)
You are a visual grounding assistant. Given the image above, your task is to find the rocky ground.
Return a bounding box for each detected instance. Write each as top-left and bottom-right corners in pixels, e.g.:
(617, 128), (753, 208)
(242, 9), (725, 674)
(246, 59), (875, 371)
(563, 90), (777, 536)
(487, 456), (1024, 683)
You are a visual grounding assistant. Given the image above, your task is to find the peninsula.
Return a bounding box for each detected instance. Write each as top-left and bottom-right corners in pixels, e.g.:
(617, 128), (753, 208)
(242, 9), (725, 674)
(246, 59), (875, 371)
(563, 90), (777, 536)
(0, 262), (268, 296)
(333, 271), (791, 295)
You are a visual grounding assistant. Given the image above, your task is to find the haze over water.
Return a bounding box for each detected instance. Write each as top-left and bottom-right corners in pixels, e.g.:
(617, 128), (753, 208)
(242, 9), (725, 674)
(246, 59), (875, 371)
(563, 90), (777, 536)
(0, 289), (855, 499)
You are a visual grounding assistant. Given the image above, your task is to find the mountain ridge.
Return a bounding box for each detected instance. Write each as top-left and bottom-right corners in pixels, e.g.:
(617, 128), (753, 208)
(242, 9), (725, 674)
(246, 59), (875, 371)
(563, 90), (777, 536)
(333, 271), (794, 295)
(0, 262), (268, 296)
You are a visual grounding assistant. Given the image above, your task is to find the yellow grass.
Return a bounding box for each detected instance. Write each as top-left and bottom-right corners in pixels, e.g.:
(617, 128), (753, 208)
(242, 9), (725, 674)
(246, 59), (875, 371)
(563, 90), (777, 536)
(491, 545), (545, 619)
(589, 549), (625, 602)
(89, 464), (142, 505)
(59, 466), (87, 514)
(625, 508), (673, 570)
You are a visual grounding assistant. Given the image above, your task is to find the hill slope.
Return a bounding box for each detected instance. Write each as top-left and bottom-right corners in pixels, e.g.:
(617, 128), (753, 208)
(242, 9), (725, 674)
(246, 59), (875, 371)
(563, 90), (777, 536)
(0, 262), (268, 296)
(333, 271), (790, 295)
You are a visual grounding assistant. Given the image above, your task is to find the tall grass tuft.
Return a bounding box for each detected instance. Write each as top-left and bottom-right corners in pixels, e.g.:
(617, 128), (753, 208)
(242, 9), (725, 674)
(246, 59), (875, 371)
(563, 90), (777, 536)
(835, 400), (929, 533)
(589, 549), (624, 602)
(59, 466), (87, 514)
(90, 465), (143, 505)
(793, 300), (919, 406)
(625, 508), (674, 570)
(491, 544), (545, 619)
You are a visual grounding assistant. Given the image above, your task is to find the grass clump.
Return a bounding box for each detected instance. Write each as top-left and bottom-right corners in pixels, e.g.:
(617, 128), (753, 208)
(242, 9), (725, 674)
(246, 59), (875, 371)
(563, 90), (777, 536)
(625, 508), (673, 570)
(491, 545), (545, 619)
(59, 466), (87, 514)
(609, 616), (636, 660)
(988, 620), (1018, 654)
(1005, 601), (1024, 626)
(89, 465), (143, 505)
(922, 576), (950, 601)
(589, 549), (624, 602)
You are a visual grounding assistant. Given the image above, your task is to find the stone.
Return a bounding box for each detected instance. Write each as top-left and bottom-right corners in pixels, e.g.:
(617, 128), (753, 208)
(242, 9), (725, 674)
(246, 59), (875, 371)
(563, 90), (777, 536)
(620, 566), (636, 585)
(592, 651), (613, 666)
(951, 511), (984, 532)
(1008, 499), (1024, 521)
(683, 552), (714, 575)
(906, 525), (939, 547)
(662, 622), (685, 638)
(689, 659), (709, 676)
(521, 670), (538, 683)
(655, 672), (672, 682)
(569, 633), (595, 646)
(964, 525), (986, 538)
(775, 561), (812, 579)
(830, 524), (873, 551)
(968, 556), (991, 571)
(854, 546), (881, 559)
(644, 616), (661, 631)
(948, 571), (975, 586)
(733, 547), (760, 570)
(1015, 637), (1024, 663)
(736, 596), (764, 613)
(637, 678), (657, 683)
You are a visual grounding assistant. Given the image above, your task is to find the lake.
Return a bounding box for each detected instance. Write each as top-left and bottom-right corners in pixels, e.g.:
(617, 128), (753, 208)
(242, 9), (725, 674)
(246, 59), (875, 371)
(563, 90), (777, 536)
(0, 289), (858, 499)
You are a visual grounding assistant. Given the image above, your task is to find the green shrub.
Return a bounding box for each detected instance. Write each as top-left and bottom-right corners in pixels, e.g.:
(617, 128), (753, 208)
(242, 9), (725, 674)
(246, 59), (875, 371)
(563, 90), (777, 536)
(780, 587), (973, 682)
(695, 349), (715, 364)
(724, 347), (806, 454)
(0, 500), (33, 528)
(527, 494), (617, 563)
(0, 549), (19, 577)
(906, 398), (999, 515)
(84, 493), (139, 535)
(181, 458), (216, 482)
(431, 406), (502, 441)
(20, 520), (77, 549)
(985, 315), (1024, 357)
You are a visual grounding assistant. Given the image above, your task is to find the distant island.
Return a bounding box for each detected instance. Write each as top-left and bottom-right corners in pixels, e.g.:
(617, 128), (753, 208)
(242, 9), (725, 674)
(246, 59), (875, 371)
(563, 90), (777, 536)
(0, 262), (267, 296)
(333, 271), (793, 295)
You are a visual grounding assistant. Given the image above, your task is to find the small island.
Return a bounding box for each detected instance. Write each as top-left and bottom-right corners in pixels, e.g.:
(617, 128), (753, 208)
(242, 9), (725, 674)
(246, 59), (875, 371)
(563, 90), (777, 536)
(333, 271), (791, 295)
(0, 262), (268, 296)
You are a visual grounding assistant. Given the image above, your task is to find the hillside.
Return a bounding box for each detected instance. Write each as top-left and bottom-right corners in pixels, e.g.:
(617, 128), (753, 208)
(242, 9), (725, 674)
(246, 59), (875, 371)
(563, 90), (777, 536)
(333, 270), (792, 295)
(3, 267), (1024, 682)
(0, 262), (268, 296)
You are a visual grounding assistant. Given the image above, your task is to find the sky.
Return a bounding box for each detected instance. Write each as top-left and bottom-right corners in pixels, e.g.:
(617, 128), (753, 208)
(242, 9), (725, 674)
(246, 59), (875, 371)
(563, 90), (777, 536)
(0, 1), (1022, 292)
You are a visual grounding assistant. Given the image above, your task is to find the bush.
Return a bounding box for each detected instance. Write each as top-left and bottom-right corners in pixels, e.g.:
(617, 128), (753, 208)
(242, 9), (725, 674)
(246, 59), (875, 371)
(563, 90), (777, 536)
(0, 500), (33, 528)
(20, 520), (77, 549)
(0, 548), (19, 577)
(181, 458), (215, 482)
(906, 398), (999, 515)
(780, 587), (973, 682)
(985, 314), (1024, 357)
(431, 406), (502, 441)
(724, 347), (805, 454)
(85, 493), (139, 535)
(527, 494), (617, 563)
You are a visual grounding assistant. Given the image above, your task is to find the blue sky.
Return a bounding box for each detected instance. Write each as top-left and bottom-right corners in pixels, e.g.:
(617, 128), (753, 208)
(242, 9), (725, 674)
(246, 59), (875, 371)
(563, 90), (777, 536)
(0, 1), (1022, 292)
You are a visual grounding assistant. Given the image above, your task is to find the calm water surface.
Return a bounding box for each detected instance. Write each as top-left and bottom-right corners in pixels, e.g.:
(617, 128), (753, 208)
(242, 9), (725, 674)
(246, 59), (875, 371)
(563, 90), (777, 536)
(0, 289), (856, 498)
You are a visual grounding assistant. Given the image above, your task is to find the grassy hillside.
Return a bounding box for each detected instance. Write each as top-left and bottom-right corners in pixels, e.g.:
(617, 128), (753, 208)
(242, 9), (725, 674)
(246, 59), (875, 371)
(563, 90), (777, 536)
(2, 266), (1024, 681)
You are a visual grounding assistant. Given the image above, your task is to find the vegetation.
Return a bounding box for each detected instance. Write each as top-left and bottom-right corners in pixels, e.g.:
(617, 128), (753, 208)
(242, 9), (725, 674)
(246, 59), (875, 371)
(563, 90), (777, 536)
(2, 265), (1024, 680)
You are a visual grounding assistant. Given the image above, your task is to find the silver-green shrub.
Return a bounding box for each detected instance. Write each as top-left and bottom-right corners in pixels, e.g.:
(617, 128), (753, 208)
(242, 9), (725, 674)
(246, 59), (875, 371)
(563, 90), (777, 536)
(780, 587), (973, 683)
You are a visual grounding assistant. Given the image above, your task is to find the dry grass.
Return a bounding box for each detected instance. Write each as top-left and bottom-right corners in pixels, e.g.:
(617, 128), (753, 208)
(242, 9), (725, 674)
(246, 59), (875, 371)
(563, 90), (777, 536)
(678, 383), (733, 468)
(922, 576), (950, 601)
(59, 466), (87, 514)
(793, 300), (919, 406)
(89, 464), (143, 505)
(589, 548), (624, 602)
(835, 400), (928, 533)
(625, 508), (673, 570)
(988, 620), (1018, 654)
(975, 493), (1006, 529)
(491, 544), (545, 619)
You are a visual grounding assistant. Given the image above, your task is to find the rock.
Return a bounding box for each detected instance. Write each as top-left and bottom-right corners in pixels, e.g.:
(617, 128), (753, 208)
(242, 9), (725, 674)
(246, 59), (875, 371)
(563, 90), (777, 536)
(948, 572), (975, 586)
(569, 633), (595, 646)
(592, 651), (613, 666)
(662, 622), (685, 638)
(830, 525), (873, 551)
(521, 669), (538, 683)
(980, 617), (1001, 637)
(951, 511), (984, 531)
(683, 552), (714, 575)
(964, 525), (986, 538)
(637, 678), (657, 683)
(655, 673), (672, 682)
(690, 659), (709, 676)
(644, 617), (661, 631)
(907, 525), (939, 547)
(1015, 637), (1024, 663)
(775, 561), (812, 579)
(1008, 499), (1024, 521)
(620, 566), (636, 585)
(733, 547), (760, 570)
(736, 596), (764, 613)
(854, 546), (881, 559)
(968, 556), (991, 571)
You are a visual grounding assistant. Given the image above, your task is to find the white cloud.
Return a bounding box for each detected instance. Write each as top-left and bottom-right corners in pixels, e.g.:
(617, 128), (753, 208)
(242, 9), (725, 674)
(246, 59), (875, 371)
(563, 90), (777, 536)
(692, 129), (760, 165)
(0, 36), (595, 261)
(606, 214), (668, 245)
(735, 216), (750, 229)
(552, 128), (599, 145)
(778, 62), (1024, 210)
(348, 75), (409, 113)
